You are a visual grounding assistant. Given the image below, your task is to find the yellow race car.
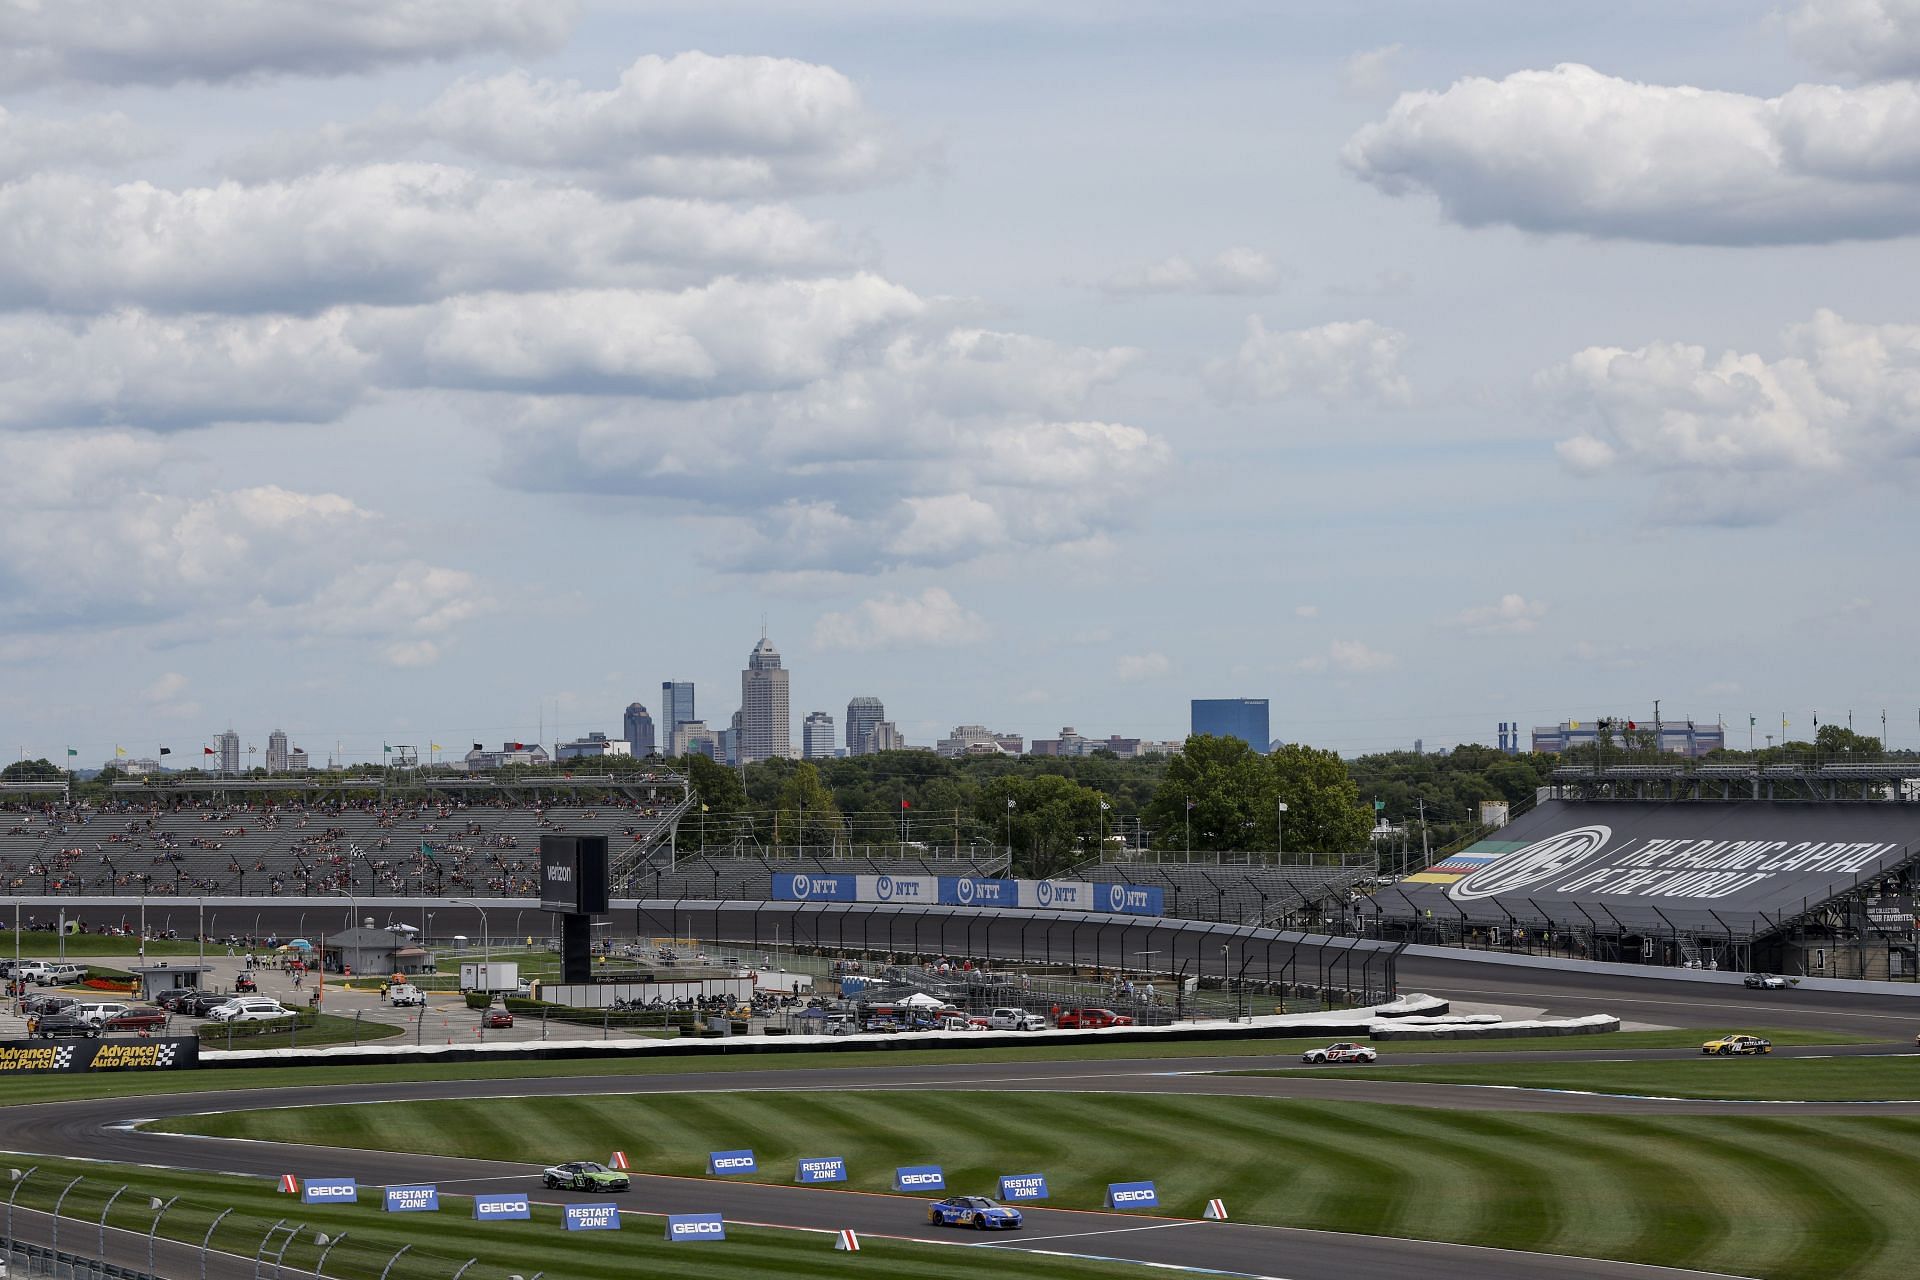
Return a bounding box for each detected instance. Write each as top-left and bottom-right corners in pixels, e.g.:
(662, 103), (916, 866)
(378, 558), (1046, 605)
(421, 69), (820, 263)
(1701, 1034), (1772, 1056)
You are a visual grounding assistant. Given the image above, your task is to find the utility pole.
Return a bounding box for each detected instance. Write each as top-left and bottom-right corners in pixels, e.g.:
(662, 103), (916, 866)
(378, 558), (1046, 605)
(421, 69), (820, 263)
(1416, 798), (1430, 866)
(1653, 699), (1661, 759)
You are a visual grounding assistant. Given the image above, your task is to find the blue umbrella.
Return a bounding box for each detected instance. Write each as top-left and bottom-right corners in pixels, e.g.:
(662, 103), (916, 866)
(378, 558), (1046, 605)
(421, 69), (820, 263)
(285, 939), (314, 951)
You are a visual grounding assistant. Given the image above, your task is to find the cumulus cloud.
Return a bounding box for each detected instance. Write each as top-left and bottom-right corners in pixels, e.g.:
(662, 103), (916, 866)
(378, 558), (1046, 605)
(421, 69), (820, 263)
(1342, 43), (1405, 99)
(0, 0), (576, 89)
(1345, 62), (1920, 244)
(1099, 247), (1283, 296)
(1297, 639), (1397, 674)
(1206, 317), (1410, 405)
(1541, 309), (1920, 484)
(0, 166), (850, 314)
(390, 52), (904, 197)
(812, 587), (985, 650)
(0, 107), (149, 181)
(1451, 594), (1549, 635)
(1114, 652), (1170, 682)
(1789, 0), (1920, 79)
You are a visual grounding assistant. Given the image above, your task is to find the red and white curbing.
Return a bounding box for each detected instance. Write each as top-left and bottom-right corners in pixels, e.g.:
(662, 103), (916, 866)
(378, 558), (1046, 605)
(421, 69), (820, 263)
(609, 1151), (630, 1170)
(278, 1174), (299, 1194)
(834, 1229), (860, 1251)
(1203, 1199), (1228, 1221)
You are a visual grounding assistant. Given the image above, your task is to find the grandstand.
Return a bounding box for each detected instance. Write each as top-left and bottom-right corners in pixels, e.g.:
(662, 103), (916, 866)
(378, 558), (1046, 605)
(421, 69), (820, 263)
(629, 851), (1009, 901)
(0, 773), (692, 899)
(1068, 859), (1376, 927)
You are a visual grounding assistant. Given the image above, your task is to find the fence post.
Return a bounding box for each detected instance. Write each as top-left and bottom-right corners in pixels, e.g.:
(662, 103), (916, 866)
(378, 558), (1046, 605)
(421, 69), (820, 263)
(200, 1206), (232, 1280)
(451, 1259), (479, 1280)
(148, 1196), (178, 1273)
(270, 1220), (305, 1280)
(378, 1244), (411, 1280)
(98, 1184), (128, 1257)
(50, 1174), (83, 1254)
(5, 1167), (35, 1243)
(353, 1011), (362, 1047)
(314, 1231), (347, 1279)
(251, 1217), (285, 1280)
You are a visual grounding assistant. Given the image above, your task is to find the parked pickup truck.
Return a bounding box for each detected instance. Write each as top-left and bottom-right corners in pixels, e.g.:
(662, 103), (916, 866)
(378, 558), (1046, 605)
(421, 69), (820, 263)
(986, 1007), (1047, 1031)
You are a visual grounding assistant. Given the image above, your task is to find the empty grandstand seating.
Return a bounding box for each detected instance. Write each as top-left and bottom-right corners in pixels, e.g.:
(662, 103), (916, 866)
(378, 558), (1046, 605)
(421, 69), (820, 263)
(630, 854), (1006, 901)
(1071, 862), (1376, 925)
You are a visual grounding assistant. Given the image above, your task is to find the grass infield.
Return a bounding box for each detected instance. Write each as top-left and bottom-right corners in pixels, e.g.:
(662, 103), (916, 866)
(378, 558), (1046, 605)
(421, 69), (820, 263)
(159, 1089), (1920, 1280)
(1242, 1054), (1920, 1102)
(0, 1155), (1152, 1280)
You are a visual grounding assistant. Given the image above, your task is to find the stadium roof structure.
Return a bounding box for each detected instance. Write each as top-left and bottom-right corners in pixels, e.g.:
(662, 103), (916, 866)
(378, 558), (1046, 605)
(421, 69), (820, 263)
(1549, 757), (1920, 802)
(1375, 798), (1920, 941)
(105, 772), (687, 797)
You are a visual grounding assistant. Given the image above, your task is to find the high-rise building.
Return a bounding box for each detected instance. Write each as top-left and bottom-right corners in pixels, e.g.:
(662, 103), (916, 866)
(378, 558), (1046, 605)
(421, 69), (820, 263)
(803, 712), (836, 760)
(1190, 698), (1271, 753)
(266, 729), (289, 773)
(288, 747), (309, 771)
(661, 681), (696, 735)
(846, 696), (885, 757)
(669, 720), (717, 759)
(623, 702), (656, 757)
(216, 729), (240, 775)
(867, 720), (904, 753)
(740, 637), (790, 762)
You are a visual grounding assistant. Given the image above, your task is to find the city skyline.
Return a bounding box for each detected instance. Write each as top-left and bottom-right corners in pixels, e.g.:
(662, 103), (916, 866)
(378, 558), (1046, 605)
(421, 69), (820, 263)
(1, 3), (1915, 761)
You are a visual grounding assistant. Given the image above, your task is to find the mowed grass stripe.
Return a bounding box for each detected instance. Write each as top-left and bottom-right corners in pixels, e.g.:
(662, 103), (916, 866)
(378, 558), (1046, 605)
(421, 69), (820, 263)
(1251, 1054), (1920, 1101)
(162, 1090), (1920, 1280)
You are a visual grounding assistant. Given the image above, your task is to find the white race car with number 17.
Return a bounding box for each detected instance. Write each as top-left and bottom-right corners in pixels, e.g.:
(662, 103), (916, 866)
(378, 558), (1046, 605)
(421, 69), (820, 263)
(1301, 1042), (1378, 1064)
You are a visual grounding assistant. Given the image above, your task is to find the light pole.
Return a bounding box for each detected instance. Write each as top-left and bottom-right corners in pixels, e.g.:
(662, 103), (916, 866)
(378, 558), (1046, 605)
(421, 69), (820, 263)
(1276, 801), (1288, 859)
(450, 899), (490, 966)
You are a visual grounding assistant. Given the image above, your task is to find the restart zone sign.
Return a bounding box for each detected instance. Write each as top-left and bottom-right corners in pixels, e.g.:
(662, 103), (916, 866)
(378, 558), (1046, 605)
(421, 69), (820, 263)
(563, 1203), (622, 1232)
(998, 1174), (1049, 1201)
(666, 1213), (726, 1243)
(383, 1185), (438, 1213)
(795, 1157), (847, 1185)
(0, 1037), (198, 1074)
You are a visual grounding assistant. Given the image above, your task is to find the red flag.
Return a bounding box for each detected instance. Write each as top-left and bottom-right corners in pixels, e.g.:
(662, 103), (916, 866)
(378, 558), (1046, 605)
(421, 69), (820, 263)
(900, 799), (911, 810)
(202, 746), (214, 755)
(1627, 721), (1637, 731)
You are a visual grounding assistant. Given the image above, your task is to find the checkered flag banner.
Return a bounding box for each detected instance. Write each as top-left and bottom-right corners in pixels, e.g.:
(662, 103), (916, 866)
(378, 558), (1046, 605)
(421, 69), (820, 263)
(52, 1046), (76, 1069)
(153, 1044), (177, 1067)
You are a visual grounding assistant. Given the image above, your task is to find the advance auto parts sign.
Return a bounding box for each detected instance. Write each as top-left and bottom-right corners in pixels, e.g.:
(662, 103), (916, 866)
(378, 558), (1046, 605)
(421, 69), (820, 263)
(0, 1037), (199, 1074)
(1447, 824), (1898, 906)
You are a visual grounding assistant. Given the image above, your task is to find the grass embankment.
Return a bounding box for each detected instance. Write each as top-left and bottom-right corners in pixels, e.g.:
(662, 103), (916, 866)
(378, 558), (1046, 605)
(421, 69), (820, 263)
(161, 1090), (1920, 1280)
(194, 1011), (405, 1050)
(0, 1027), (1865, 1108)
(1243, 1055), (1920, 1102)
(0, 1155), (1149, 1280)
(2, 934), (210, 957)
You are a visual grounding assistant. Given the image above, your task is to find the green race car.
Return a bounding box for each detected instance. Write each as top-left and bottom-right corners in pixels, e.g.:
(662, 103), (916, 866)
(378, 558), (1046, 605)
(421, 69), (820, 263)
(542, 1160), (630, 1192)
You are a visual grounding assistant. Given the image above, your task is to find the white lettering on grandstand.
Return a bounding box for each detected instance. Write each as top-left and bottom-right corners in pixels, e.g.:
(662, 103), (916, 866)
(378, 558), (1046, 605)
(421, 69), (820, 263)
(1456, 827), (1902, 902)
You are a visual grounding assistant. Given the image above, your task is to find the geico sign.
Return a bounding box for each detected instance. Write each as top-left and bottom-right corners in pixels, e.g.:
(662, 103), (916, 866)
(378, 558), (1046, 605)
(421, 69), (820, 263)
(898, 1173), (942, 1185)
(306, 1185), (356, 1199)
(712, 1157), (754, 1169)
(479, 1200), (527, 1213)
(1112, 1189), (1154, 1202)
(672, 1222), (725, 1236)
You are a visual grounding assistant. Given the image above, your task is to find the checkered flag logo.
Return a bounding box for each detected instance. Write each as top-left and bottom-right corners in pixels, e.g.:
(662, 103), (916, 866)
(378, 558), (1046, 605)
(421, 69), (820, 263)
(153, 1044), (177, 1067)
(52, 1046), (75, 1069)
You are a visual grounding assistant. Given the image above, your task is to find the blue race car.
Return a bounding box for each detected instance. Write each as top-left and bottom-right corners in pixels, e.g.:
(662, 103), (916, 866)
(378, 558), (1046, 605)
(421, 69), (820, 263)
(928, 1195), (1024, 1230)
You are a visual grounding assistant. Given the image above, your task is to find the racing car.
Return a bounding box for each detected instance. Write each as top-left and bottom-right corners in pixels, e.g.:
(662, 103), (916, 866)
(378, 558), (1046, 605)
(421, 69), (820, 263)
(928, 1195), (1023, 1230)
(542, 1160), (630, 1192)
(1742, 974), (1789, 990)
(1701, 1034), (1773, 1056)
(1300, 1042), (1378, 1064)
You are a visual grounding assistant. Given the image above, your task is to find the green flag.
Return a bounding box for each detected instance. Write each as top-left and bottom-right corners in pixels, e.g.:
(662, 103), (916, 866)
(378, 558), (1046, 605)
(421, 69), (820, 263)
(65, 747), (77, 757)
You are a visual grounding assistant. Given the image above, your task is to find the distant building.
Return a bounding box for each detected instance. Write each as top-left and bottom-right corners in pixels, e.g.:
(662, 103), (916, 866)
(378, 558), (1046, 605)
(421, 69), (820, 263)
(867, 721), (905, 753)
(661, 681), (696, 735)
(1030, 728), (1156, 758)
(215, 729), (240, 775)
(288, 747), (310, 771)
(1190, 699), (1270, 753)
(622, 702), (656, 757)
(557, 732), (632, 761)
(936, 725), (1023, 758)
(740, 636), (790, 763)
(803, 712), (836, 760)
(1531, 719), (1726, 758)
(266, 729), (289, 773)
(462, 742), (552, 771)
(104, 756), (165, 777)
(670, 720), (718, 760)
(846, 696), (885, 757)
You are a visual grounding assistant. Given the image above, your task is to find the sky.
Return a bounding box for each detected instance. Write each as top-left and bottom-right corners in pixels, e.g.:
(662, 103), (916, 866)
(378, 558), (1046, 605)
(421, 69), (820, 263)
(3, 0), (1919, 764)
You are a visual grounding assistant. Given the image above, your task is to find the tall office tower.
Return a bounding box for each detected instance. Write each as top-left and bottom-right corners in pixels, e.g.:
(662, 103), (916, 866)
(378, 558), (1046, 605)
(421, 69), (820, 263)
(803, 712), (836, 760)
(1190, 698), (1271, 753)
(661, 681), (696, 735)
(740, 636), (790, 762)
(846, 696), (885, 757)
(217, 729), (240, 774)
(623, 702), (656, 757)
(266, 729), (289, 773)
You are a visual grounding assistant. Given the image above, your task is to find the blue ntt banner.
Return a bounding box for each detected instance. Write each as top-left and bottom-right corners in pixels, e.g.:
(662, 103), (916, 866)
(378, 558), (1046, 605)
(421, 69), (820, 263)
(894, 1165), (945, 1192)
(472, 1194), (530, 1221)
(563, 1203), (621, 1232)
(938, 876), (1018, 907)
(998, 1173), (1049, 1201)
(708, 1149), (757, 1175)
(795, 1157), (847, 1185)
(1100, 883), (1165, 916)
(666, 1213), (727, 1243)
(383, 1184), (438, 1213)
(302, 1179), (356, 1204)
(1105, 1181), (1158, 1209)
(773, 873), (856, 902)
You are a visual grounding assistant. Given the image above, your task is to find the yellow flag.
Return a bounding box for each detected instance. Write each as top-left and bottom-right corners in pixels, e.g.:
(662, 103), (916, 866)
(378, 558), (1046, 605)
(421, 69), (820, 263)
(115, 745), (126, 757)
(1568, 720), (1580, 730)
(430, 743), (443, 751)
(701, 803), (710, 812)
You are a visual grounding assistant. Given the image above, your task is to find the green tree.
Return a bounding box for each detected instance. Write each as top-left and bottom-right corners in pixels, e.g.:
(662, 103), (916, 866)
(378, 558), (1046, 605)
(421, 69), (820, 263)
(678, 753), (747, 849)
(1141, 735), (1271, 852)
(973, 774), (1105, 877)
(1268, 743), (1372, 854)
(773, 762), (844, 853)
(1815, 724), (1883, 756)
(0, 758), (62, 782)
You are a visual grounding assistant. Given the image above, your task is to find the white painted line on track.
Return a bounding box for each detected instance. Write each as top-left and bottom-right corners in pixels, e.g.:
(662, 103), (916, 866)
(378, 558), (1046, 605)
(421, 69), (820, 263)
(989, 1220), (1209, 1244)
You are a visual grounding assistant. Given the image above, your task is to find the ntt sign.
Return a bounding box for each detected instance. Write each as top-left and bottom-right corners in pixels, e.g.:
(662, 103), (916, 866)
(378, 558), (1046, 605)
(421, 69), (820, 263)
(778, 874), (1161, 915)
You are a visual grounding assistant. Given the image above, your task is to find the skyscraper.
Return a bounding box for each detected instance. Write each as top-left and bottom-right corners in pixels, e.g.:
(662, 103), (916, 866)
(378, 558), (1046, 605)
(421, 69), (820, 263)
(217, 729), (240, 774)
(266, 729), (289, 773)
(622, 702), (656, 757)
(846, 696), (885, 757)
(740, 637), (789, 762)
(1190, 699), (1271, 753)
(803, 712), (836, 760)
(661, 681), (695, 736)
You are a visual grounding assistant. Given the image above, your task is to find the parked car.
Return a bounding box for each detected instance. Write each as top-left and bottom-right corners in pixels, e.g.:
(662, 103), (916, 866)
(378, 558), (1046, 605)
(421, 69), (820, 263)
(1055, 1008), (1134, 1030)
(103, 1007), (169, 1032)
(483, 1009), (513, 1029)
(40, 963), (85, 986)
(23, 993), (79, 1018)
(935, 1014), (984, 1032)
(29, 1013), (100, 1039)
(154, 988), (203, 1011)
(73, 1001), (131, 1027)
(986, 1007), (1047, 1031)
(9, 961), (53, 985)
(1743, 974), (1790, 990)
(385, 983), (426, 1007)
(176, 991), (235, 1017)
(206, 997), (293, 1023)
(822, 1014), (858, 1036)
